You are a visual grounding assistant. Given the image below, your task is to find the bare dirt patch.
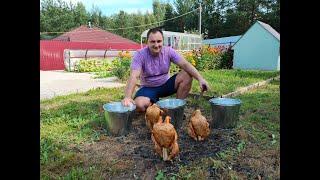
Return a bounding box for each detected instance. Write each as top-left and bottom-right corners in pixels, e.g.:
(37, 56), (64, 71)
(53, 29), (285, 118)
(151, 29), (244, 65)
(76, 105), (239, 179)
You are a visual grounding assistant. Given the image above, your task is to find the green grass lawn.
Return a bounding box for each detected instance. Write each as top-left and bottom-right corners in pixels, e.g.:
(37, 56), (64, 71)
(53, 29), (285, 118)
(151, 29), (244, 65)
(91, 69), (280, 97)
(190, 69), (279, 97)
(41, 88), (124, 179)
(41, 70), (280, 179)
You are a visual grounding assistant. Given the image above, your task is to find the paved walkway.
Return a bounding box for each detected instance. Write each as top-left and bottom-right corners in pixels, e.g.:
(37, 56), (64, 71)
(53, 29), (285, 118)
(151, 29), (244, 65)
(40, 70), (125, 100)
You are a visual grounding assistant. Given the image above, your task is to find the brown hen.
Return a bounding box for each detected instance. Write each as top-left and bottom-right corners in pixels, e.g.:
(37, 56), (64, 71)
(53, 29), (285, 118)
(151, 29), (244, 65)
(151, 116), (179, 161)
(187, 109), (210, 141)
(145, 104), (164, 131)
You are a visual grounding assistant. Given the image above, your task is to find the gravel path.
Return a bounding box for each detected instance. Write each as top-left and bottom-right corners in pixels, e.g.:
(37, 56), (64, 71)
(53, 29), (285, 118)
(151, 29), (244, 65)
(40, 70), (125, 100)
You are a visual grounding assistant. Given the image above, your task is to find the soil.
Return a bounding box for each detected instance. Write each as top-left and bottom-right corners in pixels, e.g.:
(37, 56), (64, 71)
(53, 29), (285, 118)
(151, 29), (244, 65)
(79, 105), (240, 179)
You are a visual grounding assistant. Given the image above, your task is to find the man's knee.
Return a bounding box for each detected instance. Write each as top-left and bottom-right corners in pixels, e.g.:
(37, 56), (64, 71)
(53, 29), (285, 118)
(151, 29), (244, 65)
(134, 97), (151, 112)
(182, 75), (193, 86)
(176, 71), (193, 88)
(179, 72), (193, 88)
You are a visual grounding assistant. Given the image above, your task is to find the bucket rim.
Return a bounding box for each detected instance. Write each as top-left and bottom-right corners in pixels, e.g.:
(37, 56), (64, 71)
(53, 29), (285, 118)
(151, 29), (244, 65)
(103, 101), (136, 113)
(156, 98), (186, 109)
(209, 97), (241, 106)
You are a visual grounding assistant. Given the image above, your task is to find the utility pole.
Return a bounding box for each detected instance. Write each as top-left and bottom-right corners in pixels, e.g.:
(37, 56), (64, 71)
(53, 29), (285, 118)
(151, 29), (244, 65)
(199, 3), (202, 36)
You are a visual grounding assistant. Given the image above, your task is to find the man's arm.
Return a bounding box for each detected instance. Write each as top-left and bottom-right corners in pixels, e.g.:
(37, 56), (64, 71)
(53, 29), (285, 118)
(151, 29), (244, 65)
(175, 58), (209, 92)
(122, 69), (141, 106)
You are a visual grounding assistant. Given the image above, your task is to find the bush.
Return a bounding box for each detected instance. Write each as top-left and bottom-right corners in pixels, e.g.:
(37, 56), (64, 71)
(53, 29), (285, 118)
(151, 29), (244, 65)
(74, 51), (134, 80)
(200, 46), (225, 70)
(178, 46), (233, 71)
(218, 48), (234, 69)
(183, 51), (197, 67)
(110, 56), (131, 81)
(75, 59), (112, 72)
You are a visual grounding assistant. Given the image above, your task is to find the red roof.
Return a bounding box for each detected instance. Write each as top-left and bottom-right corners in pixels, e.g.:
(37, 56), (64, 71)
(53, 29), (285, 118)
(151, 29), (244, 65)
(53, 25), (140, 45)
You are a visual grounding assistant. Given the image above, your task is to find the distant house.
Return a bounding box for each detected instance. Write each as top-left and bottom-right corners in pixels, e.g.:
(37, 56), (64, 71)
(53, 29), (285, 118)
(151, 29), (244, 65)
(53, 25), (140, 46)
(41, 25), (141, 71)
(232, 21), (280, 71)
(202, 35), (242, 49)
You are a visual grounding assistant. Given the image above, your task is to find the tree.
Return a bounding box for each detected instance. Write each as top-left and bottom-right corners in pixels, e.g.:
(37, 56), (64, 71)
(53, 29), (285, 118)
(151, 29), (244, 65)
(130, 11), (146, 42)
(152, 0), (167, 26)
(104, 16), (116, 30)
(40, 0), (76, 36)
(173, 0), (197, 32)
(115, 10), (130, 37)
(201, 0), (216, 38)
(144, 11), (157, 29)
(90, 5), (104, 27)
(40, 0), (279, 42)
(260, 0), (279, 32)
(73, 2), (89, 27)
(163, 3), (178, 31)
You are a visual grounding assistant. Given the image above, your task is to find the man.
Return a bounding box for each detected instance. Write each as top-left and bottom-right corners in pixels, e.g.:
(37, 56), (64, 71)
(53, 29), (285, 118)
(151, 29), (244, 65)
(122, 28), (209, 112)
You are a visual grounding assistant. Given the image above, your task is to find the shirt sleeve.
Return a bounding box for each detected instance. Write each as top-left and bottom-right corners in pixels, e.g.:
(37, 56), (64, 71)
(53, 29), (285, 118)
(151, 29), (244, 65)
(130, 51), (143, 70)
(168, 47), (182, 64)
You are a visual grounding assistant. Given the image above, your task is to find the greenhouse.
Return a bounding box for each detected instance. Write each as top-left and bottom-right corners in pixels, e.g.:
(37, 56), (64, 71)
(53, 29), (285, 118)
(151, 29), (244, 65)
(141, 29), (202, 51)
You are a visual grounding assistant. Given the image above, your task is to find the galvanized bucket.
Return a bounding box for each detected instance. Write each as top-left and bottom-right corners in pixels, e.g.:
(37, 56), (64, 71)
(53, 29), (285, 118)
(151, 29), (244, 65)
(156, 98), (186, 129)
(103, 102), (136, 136)
(209, 98), (241, 129)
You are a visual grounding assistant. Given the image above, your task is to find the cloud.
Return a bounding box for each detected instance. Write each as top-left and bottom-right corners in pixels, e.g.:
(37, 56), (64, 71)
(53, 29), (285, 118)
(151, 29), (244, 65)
(51, 0), (175, 16)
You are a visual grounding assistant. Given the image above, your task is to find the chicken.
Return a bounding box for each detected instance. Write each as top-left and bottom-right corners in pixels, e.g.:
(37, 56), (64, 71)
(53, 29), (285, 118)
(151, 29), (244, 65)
(145, 104), (164, 131)
(187, 109), (210, 141)
(151, 116), (179, 161)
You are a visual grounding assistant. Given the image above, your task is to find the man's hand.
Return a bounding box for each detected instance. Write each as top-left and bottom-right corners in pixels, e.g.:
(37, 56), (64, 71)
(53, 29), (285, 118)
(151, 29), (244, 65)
(199, 78), (209, 92)
(122, 97), (135, 107)
(175, 58), (210, 93)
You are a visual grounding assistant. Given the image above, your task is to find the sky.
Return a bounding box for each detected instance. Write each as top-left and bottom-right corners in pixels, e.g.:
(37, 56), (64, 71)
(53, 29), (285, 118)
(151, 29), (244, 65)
(60, 0), (175, 16)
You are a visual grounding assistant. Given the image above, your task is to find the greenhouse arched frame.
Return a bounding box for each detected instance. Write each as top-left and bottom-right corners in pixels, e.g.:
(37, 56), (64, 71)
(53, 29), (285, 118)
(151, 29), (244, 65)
(141, 30), (202, 51)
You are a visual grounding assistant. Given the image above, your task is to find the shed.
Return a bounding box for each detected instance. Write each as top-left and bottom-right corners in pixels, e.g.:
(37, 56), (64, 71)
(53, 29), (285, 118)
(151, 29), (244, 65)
(232, 21), (280, 71)
(202, 35), (241, 48)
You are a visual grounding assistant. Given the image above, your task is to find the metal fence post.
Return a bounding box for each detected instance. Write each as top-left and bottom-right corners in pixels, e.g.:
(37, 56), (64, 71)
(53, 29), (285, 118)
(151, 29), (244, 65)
(85, 49), (88, 60)
(104, 49), (107, 59)
(68, 50), (71, 72)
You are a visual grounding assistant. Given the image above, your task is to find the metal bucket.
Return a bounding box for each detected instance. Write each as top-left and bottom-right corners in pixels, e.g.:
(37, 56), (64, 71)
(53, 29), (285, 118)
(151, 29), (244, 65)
(103, 102), (136, 136)
(156, 98), (186, 129)
(209, 97), (241, 129)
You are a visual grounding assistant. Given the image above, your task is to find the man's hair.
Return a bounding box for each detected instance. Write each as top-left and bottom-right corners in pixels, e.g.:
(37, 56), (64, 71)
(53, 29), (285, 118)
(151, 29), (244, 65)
(147, 28), (163, 40)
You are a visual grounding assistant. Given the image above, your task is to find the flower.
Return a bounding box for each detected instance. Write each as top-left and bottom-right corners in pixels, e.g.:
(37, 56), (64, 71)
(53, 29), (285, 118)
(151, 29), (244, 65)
(191, 59), (196, 66)
(124, 51), (131, 58)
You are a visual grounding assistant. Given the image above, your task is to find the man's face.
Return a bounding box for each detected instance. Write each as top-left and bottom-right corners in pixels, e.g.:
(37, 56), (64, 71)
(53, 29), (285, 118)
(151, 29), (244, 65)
(147, 32), (163, 55)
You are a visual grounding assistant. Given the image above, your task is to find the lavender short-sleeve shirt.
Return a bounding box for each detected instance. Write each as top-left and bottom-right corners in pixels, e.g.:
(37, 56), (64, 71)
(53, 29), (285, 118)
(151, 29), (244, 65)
(130, 46), (182, 87)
